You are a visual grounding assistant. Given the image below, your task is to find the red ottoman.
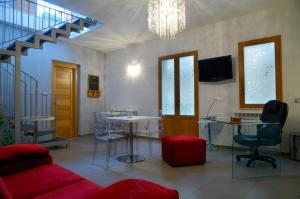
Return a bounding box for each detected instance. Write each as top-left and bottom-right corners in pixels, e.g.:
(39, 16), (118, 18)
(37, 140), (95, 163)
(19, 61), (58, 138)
(161, 136), (206, 167)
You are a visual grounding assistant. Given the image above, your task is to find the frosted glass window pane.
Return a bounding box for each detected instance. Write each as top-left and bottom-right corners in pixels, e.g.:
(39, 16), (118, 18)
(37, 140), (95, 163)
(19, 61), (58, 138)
(162, 59), (175, 115)
(244, 42), (276, 104)
(179, 56), (195, 116)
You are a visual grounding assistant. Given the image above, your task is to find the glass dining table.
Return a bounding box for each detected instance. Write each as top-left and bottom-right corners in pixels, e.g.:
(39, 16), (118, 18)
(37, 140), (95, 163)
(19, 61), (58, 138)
(106, 115), (161, 163)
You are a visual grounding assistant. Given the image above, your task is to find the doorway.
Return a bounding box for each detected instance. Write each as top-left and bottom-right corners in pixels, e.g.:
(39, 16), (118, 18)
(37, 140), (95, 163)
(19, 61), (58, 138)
(52, 60), (78, 138)
(158, 51), (199, 136)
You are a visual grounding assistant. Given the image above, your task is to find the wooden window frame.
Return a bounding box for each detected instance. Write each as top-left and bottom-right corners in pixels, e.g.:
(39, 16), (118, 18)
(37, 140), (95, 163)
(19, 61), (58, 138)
(238, 35), (283, 109)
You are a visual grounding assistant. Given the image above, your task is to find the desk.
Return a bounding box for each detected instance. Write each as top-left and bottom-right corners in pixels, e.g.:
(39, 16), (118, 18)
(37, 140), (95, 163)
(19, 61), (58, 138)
(106, 116), (161, 163)
(199, 117), (263, 151)
(200, 118), (281, 178)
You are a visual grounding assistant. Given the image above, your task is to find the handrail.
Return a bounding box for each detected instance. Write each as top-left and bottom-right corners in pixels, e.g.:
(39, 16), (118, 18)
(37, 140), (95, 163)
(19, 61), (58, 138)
(24, 0), (80, 18)
(0, 62), (37, 83)
(0, 63), (38, 116)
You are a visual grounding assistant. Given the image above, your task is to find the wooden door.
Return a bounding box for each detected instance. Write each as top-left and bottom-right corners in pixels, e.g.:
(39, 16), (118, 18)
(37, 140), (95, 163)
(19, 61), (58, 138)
(52, 61), (78, 138)
(159, 51), (199, 136)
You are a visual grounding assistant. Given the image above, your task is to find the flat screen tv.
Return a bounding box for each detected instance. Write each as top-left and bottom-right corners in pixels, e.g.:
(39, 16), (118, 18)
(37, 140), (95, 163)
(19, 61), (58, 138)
(198, 55), (232, 82)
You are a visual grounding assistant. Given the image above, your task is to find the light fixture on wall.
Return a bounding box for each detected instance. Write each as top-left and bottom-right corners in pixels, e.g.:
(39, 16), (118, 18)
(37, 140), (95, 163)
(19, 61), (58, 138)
(148, 0), (186, 39)
(127, 63), (141, 78)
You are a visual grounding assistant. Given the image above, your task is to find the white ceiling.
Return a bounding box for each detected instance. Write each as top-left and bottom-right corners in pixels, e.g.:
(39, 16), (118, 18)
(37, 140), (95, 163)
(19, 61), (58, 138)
(49, 0), (277, 52)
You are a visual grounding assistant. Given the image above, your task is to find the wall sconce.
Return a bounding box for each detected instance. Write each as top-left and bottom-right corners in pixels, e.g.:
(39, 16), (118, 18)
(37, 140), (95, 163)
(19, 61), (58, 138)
(127, 63), (141, 78)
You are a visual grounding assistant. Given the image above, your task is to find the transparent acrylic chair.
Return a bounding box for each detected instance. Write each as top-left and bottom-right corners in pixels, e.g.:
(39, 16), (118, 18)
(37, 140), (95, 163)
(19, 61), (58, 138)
(92, 112), (128, 167)
(137, 110), (164, 156)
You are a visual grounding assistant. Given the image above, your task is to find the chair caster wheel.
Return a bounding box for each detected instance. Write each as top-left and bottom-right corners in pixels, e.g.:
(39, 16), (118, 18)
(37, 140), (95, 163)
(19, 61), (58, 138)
(246, 163), (251, 167)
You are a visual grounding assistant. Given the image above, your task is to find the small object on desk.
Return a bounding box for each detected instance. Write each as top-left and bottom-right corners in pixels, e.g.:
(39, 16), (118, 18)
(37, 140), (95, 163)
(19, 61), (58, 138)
(230, 116), (241, 124)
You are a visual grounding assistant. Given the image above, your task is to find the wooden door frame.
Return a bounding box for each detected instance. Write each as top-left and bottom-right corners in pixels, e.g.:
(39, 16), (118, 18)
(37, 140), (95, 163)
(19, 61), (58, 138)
(158, 50), (199, 133)
(52, 60), (78, 137)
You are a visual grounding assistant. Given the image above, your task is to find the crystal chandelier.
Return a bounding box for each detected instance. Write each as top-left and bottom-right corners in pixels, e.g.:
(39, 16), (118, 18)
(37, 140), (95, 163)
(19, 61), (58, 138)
(148, 0), (186, 39)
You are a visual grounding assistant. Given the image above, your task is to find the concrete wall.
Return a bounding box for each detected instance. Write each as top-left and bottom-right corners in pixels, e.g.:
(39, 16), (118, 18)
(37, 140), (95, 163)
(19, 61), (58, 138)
(21, 40), (106, 135)
(104, 0), (300, 151)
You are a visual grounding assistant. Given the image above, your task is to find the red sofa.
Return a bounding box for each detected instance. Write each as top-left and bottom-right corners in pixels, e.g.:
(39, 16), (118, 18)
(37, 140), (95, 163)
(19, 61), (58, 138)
(0, 144), (179, 199)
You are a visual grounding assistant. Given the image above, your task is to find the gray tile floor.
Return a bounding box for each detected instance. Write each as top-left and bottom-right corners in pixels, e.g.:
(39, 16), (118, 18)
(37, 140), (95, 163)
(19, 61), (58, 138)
(50, 135), (300, 199)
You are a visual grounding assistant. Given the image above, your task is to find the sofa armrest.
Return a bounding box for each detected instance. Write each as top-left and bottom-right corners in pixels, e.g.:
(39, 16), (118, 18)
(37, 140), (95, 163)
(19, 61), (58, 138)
(0, 144), (52, 176)
(98, 179), (179, 199)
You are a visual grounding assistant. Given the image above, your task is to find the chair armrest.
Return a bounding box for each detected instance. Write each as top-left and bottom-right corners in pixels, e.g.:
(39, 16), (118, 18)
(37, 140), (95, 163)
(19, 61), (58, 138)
(0, 144), (52, 176)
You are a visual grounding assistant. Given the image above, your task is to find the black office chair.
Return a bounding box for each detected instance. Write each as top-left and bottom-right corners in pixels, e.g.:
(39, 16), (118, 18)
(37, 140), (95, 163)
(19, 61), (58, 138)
(233, 100), (288, 168)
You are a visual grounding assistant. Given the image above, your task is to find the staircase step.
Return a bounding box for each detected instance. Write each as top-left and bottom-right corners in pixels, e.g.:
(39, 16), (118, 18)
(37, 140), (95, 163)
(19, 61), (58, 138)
(6, 42), (17, 51)
(25, 35), (35, 43)
(43, 29), (52, 36)
(0, 56), (11, 63)
(66, 22), (83, 33)
(0, 49), (16, 62)
(83, 18), (97, 27)
(36, 34), (57, 45)
(15, 41), (42, 56)
(73, 18), (81, 25)
(52, 28), (70, 37)
(58, 23), (67, 31)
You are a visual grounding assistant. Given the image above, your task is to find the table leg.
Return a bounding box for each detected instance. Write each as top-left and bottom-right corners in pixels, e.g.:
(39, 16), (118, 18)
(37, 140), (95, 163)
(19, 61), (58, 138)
(34, 121), (38, 144)
(129, 122), (134, 162)
(207, 123), (217, 151)
(117, 122), (145, 163)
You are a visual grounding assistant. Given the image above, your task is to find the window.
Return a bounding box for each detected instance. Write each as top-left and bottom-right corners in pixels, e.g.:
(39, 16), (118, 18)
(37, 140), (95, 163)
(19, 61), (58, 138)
(179, 56), (195, 116)
(238, 35), (282, 108)
(161, 59), (175, 115)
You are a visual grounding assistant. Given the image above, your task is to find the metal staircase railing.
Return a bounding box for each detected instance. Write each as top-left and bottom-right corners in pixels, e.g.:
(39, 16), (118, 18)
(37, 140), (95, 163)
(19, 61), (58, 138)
(0, 62), (38, 117)
(1, 0), (84, 49)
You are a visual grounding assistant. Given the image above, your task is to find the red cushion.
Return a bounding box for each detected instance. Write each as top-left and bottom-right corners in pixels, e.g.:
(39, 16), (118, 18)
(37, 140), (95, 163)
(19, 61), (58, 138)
(33, 180), (103, 199)
(161, 135), (206, 167)
(2, 164), (85, 199)
(0, 177), (13, 199)
(98, 179), (179, 199)
(161, 135), (201, 143)
(0, 155), (53, 176)
(0, 144), (49, 164)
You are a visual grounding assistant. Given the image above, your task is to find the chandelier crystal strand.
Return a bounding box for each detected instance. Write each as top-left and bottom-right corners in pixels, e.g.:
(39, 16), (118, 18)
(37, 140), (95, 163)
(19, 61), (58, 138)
(148, 0), (186, 39)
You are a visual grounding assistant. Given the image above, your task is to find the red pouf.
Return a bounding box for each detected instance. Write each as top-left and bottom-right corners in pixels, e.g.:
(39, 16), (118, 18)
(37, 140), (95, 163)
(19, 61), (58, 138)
(161, 135), (206, 167)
